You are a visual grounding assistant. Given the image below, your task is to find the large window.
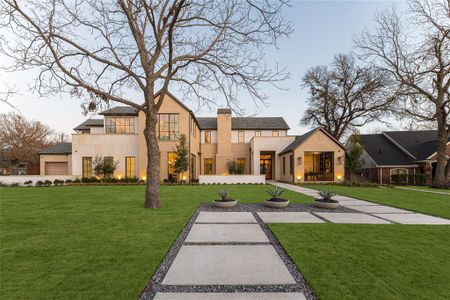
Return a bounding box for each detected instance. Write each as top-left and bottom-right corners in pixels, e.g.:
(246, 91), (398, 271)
(204, 158), (214, 175)
(105, 117), (135, 134)
(125, 156), (136, 178)
(390, 168), (407, 184)
(82, 157), (92, 178)
(157, 113), (180, 140)
(304, 151), (334, 181)
(205, 131), (211, 143)
(289, 155), (294, 175)
(238, 131), (245, 143)
(167, 152), (178, 181)
(236, 158), (246, 174)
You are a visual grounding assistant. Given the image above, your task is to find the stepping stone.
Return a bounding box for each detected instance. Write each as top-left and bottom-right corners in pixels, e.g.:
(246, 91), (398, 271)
(315, 213), (390, 224)
(258, 212), (325, 223)
(338, 200), (379, 206)
(162, 245), (295, 285)
(185, 224), (269, 243)
(196, 212), (256, 223)
(373, 213), (450, 225)
(345, 205), (413, 214)
(154, 292), (306, 300)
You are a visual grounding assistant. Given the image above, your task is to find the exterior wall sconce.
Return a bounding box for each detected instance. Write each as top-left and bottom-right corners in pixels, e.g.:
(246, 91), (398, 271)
(297, 157), (302, 165)
(117, 175), (122, 180)
(141, 176), (147, 181)
(296, 175), (302, 180)
(182, 175), (187, 181)
(337, 174), (342, 180)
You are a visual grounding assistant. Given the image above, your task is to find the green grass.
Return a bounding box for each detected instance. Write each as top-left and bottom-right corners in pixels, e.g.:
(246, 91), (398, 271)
(270, 224), (450, 300)
(0, 185), (311, 300)
(302, 184), (450, 219)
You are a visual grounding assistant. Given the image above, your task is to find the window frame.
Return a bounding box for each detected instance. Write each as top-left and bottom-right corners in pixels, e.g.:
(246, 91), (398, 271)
(272, 131), (279, 137)
(204, 158), (214, 175)
(282, 157), (286, 174)
(82, 157), (92, 178)
(390, 168), (408, 184)
(125, 156), (136, 179)
(205, 130), (211, 143)
(156, 113), (180, 141)
(236, 158), (246, 174)
(105, 117), (135, 134)
(238, 131), (245, 143)
(255, 131), (261, 137)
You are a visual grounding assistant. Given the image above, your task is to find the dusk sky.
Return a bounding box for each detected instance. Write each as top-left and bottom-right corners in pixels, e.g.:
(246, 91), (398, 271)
(0, 0), (407, 138)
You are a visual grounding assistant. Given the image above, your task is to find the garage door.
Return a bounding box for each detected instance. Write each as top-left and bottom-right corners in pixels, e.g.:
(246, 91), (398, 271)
(45, 162), (68, 175)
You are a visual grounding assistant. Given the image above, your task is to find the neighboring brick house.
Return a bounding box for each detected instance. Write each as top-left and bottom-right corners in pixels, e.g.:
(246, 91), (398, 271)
(358, 130), (450, 185)
(39, 91), (345, 183)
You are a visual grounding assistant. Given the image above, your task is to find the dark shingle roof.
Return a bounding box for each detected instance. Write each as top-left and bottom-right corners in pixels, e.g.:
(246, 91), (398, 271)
(74, 119), (104, 131)
(196, 117), (290, 130)
(383, 130), (447, 160)
(99, 106), (139, 116)
(39, 143), (72, 155)
(359, 134), (414, 165)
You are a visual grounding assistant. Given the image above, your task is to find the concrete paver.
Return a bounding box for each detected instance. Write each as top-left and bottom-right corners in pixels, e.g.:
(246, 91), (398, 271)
(154, 292), (306, 300)
(196, 212), (256, 223)
(315, 212), (391, 224)
(162, 245), (296, 285)
(185, 224), (269, 243)
(373, 213), (450, 225)
(258, 212), (325, 224)
(345, 205), (413, 214)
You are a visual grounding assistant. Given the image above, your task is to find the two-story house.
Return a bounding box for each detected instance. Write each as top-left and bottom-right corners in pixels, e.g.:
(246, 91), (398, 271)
(39, 92), (345, 183)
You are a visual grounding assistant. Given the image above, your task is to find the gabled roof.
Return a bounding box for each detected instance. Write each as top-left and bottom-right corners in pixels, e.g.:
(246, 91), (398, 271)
(196, 117), (290, 130)
(383, 130), (447, 160)
(74, 119), (104, 131)
(359, 134), (414, 165)
(99, 106), (139, 116)
(39, 143), (72, 155)
(278, 127), (345, 156)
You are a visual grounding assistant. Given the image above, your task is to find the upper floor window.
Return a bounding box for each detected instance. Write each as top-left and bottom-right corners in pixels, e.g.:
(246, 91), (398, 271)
(157, 113), (180, 140)
(105, 117), (135, 134)
(238, 131), (245, 143)
(255, 131), (261, 137)
(205, 131), (211, 143)
(272, 131), (279, 137)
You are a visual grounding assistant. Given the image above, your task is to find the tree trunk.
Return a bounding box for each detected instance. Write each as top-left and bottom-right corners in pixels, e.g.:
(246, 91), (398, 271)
(143, 109), (161, 208)
(445, 158), (450, 184)
(431, 108), (448, 188)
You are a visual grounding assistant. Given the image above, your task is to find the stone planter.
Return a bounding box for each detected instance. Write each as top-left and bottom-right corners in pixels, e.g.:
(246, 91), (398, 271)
(264, 199), (289, 208)
(214, 200), (238, 208)
(314, 199), (339, 209)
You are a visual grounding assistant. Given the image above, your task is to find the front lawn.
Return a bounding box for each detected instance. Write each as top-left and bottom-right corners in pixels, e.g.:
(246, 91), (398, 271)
(302, 184), (450, 219)
(399, 185), (450, 194)
(271, 224), (450, 300)
(0, 185), (311, 300)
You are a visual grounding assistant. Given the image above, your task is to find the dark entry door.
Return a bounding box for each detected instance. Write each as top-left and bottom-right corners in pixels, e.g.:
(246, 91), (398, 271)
(260, 155), (272, 180)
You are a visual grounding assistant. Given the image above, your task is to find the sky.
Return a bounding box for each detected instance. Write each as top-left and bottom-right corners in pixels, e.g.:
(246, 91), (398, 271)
(0, 0), (408, 138)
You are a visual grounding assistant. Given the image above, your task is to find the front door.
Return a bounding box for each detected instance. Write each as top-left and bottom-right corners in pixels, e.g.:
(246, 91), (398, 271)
(260, 154), (272, 180)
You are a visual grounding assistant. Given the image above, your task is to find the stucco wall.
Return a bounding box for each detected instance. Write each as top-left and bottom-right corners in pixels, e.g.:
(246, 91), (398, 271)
(293, 130), (345, 183)
(250, 136), (295, 180)
(72, 134), (139, 177)
(279, 152), (294, 182)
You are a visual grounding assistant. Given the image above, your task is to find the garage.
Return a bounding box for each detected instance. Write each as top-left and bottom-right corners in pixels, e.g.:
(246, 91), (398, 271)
(45, 162), (68, 175)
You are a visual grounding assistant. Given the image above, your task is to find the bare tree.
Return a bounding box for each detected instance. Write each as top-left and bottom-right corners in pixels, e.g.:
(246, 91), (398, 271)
(0, 113), (53, 175)
(355, 0), (450, 187)
(301, 53), (395, 141)
(0, 83), (20, 112)
(0, 0), (291, 207)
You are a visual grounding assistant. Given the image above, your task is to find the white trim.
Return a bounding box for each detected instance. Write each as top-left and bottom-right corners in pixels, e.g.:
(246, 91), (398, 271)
(389, 168), (408, 184)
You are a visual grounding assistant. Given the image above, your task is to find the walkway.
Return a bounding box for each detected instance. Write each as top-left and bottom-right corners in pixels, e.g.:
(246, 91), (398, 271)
(269, 181), (450, 225)
(142, 211), (313, 300)
(393, 186), (450, 196)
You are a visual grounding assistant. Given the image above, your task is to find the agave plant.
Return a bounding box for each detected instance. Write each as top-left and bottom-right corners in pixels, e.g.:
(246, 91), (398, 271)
(218, 190), (231, 202)
(266, 186), (285, 199)
(318, 189), (336, 201)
